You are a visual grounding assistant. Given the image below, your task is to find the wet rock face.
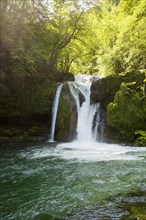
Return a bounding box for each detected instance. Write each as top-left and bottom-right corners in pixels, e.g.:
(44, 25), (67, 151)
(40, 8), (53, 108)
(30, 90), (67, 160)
(90, 77), (106, 103)
(55, 84), (78, 142)
(90, 70), (146, 144)
(90, 75), (124, 107)
(53, 71), (75, 82)
(90, 71), (145, 107)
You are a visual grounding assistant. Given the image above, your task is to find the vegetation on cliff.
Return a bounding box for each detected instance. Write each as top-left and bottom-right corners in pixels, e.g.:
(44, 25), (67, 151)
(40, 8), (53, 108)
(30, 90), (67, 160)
(91, 70), (146, 145)
(107, 77), (146, 145)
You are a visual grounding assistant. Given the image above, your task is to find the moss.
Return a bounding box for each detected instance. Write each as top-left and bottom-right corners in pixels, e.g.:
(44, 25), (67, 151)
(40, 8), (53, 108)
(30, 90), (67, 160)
(107, 83), (145, 129)
(130, 206), (146, 219)
(120, 203), (146, 220)
(107, 81), (146, 144)
(91, 70), (145, 107)
(55, 84), (77, 141)
(117, 189), (146, 220)
(135, 130), (146, 146)
(107, 102), (119, 127)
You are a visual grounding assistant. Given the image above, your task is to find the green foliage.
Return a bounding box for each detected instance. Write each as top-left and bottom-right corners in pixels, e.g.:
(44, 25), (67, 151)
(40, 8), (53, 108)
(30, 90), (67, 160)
(98, 0), (146, 75)
(0, 75), (56, 117)
(0, 0), (145, 76)
(135, 130), (146, 146)
(107, 80), (146, 143)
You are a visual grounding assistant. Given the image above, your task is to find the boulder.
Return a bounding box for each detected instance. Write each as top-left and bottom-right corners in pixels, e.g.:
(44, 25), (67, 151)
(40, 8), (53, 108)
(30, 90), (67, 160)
(90, 70), (146, 144)
(90, 70), (145, 107)
(107, 81), (146, 144)
(55, 83), (78, 142)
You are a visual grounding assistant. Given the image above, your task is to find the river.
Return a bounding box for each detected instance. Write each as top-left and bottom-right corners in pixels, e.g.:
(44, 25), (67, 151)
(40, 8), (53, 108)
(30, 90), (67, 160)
(0, 141), (145, 219)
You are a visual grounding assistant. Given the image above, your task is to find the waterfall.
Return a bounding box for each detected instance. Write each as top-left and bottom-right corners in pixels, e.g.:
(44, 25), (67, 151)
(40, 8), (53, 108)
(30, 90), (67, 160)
(74, 75), (99, 142)
(68, 82), (80, 113)
(49, 84), (63, 142)
(93, 103), (100, 141)
(49, 75), (101, 142)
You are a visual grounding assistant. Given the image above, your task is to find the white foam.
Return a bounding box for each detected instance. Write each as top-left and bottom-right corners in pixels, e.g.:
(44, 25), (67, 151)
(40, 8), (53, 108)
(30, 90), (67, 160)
(55, 142), (145, 162)
(23, 142), (145, 162)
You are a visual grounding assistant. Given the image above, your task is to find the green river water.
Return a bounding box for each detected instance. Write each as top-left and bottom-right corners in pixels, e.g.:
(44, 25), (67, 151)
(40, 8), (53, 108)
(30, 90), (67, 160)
(0, 141), (145, 219)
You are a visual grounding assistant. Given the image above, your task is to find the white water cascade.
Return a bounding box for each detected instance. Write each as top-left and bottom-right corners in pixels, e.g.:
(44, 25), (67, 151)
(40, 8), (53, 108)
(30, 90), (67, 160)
(73, 75), (100, 142)
(49, 75), (100, 142)
(49, 84), (63, 142)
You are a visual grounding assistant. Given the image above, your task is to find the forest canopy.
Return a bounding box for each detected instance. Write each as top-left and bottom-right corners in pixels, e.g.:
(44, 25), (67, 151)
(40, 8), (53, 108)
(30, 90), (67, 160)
(0, 0), (146, 77)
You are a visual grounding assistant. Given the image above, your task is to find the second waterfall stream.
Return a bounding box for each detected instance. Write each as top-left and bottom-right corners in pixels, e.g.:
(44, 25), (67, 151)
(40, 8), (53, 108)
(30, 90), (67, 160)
(49, 74), (100, 142)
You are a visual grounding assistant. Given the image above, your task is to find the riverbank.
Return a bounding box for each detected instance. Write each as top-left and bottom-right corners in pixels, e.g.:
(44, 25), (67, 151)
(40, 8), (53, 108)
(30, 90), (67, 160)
(0, 114), (50, 144)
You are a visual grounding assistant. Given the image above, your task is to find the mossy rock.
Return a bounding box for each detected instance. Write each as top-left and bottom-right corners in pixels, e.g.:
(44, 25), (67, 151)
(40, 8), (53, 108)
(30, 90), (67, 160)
(91, 70), (145, 107)
(55, 83), (78, 142)
(120, 202), (146, 220)
(135, 130), (146, 146)
(107, 80), (146, 144)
